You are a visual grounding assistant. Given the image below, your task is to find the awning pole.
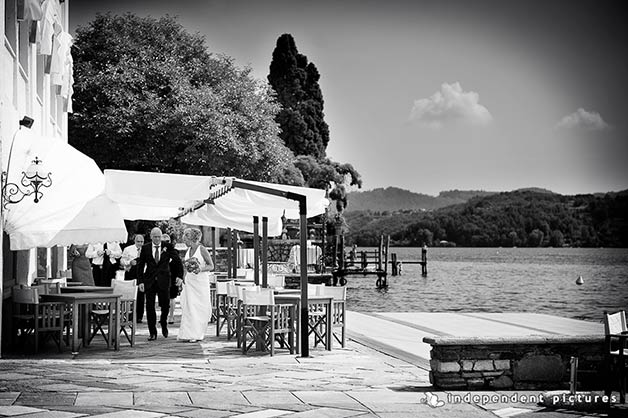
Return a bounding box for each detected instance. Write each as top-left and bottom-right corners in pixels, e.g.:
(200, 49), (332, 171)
(253, 216), (260, 286)
(211, 227), (217, 271)
(232, 229), (238, 274)
(226, 227), (232, 279)
(299, 199), (309, 357)
(262, 217), (268, 288)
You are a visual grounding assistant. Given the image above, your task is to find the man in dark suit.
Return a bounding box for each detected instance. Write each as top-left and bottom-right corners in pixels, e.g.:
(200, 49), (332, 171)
(137, 227), (182, 340)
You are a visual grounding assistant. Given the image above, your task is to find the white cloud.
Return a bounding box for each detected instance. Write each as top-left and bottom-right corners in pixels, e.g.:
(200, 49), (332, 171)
(409, 82), (493, 128)
(555, 108), (611, 131)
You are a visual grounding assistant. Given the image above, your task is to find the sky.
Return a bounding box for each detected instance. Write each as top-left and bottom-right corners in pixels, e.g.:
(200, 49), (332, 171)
(70, 0), (628, 196)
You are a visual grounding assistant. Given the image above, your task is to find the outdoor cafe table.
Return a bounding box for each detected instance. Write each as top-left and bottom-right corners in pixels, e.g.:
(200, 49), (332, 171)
(60, 286), (114, 293)
(40, 292), (121, 354)
(274, 294), (333, 354)
(283, 273), (333, 288)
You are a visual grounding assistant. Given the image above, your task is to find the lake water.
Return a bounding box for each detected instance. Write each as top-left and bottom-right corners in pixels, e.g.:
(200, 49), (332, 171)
(345, 247), (628, 322)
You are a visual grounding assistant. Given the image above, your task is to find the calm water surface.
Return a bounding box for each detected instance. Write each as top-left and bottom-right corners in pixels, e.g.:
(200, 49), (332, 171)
(345, 247), (628, 322)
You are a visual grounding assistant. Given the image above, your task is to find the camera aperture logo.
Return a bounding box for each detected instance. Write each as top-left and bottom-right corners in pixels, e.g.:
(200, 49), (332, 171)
(420, 392), (445, 408)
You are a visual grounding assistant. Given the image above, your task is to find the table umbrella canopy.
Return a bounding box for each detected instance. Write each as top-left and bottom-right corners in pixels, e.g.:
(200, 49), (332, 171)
(3, 132), (127, 250)
(104, 169), (329, 234)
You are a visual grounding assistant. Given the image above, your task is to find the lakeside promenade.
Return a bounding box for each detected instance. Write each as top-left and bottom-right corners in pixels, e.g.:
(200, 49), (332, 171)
(0, 309), (625, 418)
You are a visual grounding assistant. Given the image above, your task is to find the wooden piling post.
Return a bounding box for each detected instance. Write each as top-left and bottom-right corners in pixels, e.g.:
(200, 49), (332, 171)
(385, 235), (390, 276)
(421, 244), (428, 276)
(391, 253), (398, 276)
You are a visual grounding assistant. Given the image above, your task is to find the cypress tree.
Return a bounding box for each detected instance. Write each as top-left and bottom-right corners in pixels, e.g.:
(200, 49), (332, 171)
(268, 34), (329, 159)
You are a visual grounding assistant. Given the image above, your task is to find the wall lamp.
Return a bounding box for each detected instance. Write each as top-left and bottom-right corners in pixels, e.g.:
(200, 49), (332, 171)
(1, 117), (52, 209)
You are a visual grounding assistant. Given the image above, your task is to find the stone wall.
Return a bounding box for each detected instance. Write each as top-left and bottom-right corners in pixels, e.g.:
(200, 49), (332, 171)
(423, 335), (606, 390)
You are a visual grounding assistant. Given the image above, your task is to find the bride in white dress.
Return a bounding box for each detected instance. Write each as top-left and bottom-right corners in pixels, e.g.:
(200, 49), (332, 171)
(177, 227), (214, 342)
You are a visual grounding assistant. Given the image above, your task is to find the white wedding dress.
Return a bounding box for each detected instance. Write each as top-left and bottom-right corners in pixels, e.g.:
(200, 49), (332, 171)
(177, 246), (212, 341)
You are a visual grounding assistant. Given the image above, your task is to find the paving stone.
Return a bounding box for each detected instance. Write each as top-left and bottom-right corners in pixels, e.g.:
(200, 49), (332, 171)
(241, 391), (302, 407)
(285, 407), (361, 417)
(175, 409), (233, 418)
(228, 409), (292, 417)
(15, 392), (76, 406)
(188, 391), (250, 407)
(75, 392), (133, 406)
(133, 391), (191, 406)
(293, 391), (368, 411)
(10, 411), (85, 418)
(0, 392), (19, 405)
(0, 405), (48, 416)
(84, 410), (165, 418)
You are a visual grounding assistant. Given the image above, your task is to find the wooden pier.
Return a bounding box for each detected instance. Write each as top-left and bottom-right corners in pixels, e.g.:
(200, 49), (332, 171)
(331, 235), (428, 288)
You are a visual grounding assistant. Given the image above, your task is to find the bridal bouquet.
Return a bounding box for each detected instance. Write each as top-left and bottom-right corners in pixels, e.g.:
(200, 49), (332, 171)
(184, 257), (201, 274)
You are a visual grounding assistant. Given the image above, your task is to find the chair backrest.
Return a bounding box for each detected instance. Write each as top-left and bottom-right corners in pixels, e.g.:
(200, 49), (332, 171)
(31, 284), (48, 296)
(39, 278), (66, 292)
(243, 288), (274, 305)
(604, 310), (628, 335)
(237, 285), (259, 301)
(13, 287), (39, 304)
(307, 284), (325, 296)
(112, 280), (137, 300)
(226, 281), (239, 298)
(46, 282), (62, 294)
(266, 274), (285, 289)
(320, 286), (346, 301)
(216, 280), (234, 295)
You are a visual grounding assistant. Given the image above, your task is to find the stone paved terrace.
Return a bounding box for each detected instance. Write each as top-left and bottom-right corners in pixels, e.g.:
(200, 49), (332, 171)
(0, 308), (626, 417)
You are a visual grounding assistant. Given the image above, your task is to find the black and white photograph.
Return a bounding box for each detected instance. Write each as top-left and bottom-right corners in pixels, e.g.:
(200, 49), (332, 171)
(1, 0), (627, 416)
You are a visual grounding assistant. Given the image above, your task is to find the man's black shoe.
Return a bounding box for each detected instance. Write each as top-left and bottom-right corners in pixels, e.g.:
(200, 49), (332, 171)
(148, 334), (157, 341)
(161, 325), (169, 338)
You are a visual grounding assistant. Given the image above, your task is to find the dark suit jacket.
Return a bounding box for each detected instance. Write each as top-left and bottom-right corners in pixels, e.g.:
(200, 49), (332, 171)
(137, 242), (181, 292)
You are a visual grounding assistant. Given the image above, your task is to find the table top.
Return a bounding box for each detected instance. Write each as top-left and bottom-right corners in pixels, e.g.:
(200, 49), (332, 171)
(284, 273), (332, 278)
(274, 294), (332, 302)
(42, 292), (121, 302)
(61, 286), (114, 293)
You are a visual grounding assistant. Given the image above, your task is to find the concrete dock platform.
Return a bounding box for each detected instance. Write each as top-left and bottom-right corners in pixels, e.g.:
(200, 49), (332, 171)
(346, 311), (604, 369)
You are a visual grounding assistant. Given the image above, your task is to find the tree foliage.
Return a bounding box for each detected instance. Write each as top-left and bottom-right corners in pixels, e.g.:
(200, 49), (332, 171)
(268, 34), (362, 213)
(268, 34), (329, 159)
(344, 190), (628, 247)
(69, 13), (297, 182)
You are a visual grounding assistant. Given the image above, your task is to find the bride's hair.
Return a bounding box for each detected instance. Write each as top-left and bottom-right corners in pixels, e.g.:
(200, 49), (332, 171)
(183, 227), (202, 243)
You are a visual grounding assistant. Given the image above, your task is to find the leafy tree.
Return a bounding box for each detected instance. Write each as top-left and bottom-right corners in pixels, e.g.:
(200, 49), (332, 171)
(344, 190), (628, 247)
(69, 14), (297, 182)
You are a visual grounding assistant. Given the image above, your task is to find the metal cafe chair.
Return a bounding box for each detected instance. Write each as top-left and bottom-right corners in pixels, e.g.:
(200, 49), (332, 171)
(225, 281), (239, 341)
(604, 310), (628, 404)
(306, 284), (327, 347)
(235, 285), (259, 348)
(112, 279), (137, 346)
(12, 286), (65, 353)
(241, 288), (295, 356)
(266, 274), (285, 289)
(215, 280), (235, 337)
(319, 286), (347, 348)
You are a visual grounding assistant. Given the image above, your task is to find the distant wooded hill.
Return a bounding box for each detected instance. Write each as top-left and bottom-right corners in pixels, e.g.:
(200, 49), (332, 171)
(346, 187), (497, 212)
(343, 189), (628, 248)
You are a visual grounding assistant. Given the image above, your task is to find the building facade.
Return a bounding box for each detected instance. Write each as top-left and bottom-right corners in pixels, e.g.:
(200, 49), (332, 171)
(1, 0), (72, 353)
